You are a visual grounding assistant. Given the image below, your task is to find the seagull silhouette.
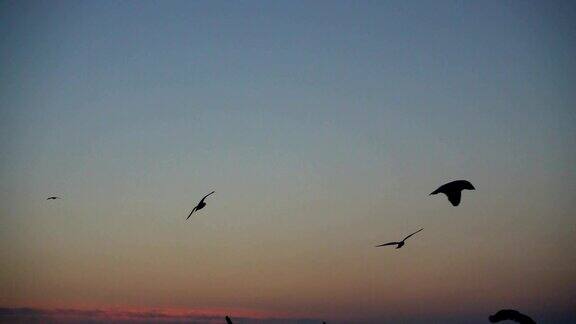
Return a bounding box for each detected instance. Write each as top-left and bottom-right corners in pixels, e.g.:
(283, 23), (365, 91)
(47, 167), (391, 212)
(187, 191), (215, 219)
(46, 196), (61, 200)
(429, 180), (475, 206)
(225, 316), (233, 324)
(489, 309), (536, 324)
(376, 228), (423, 249)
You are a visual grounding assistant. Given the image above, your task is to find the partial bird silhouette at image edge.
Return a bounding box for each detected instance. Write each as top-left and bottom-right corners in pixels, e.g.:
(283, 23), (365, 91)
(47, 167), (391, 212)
(187, 191), (215, 219)
(430, 180), (475, 206)
(225, 316), (233, 324)
(376, 228), (423, 249)
(489, 309), (536, 324)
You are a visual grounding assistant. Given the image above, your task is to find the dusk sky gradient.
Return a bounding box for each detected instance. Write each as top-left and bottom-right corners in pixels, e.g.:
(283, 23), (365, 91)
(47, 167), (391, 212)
(1, 1), (575, 323)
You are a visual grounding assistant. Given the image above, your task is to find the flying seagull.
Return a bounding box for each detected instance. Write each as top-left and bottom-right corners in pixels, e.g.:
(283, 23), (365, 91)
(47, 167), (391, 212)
(46, 196), (61, 200)
(187, 191), (215, 219)
(429, 180), (475, 206)
(489, 309), (536, 324)
(376, 228), (423, 249)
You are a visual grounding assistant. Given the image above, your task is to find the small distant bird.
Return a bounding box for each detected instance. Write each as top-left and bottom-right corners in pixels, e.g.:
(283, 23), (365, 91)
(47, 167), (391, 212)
(376, 228), (423, 249)
(489, 309), (536, 324)
(429, 180), (475, 206)
(46, 196), (61, 200)
(187, 191), (215, 219)
(225, 316), (233, 324)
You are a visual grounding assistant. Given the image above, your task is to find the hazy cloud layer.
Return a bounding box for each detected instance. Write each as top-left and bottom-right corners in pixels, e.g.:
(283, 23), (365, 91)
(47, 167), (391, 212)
(0, 307), (320, 323)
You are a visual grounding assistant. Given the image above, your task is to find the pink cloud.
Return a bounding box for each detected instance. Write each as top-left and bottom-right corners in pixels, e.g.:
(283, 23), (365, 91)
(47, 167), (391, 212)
(0, 307), (320, 323)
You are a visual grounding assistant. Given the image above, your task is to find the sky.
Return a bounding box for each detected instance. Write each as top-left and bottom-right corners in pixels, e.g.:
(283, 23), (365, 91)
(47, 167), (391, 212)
(0, 0), (575, 323)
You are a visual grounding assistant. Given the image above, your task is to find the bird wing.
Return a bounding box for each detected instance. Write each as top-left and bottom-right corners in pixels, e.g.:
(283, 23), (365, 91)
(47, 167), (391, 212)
(447, 191), (462, 206)
(431, 180), (475, 195)
(454, 179), (475, 190)
(187, 206), (197, 219)
(429, 183), (447, 195)
(403, 228), (423, 241)
(225, 316), (233, 324)
(375, 242), (399, 247)
(200, 191), (215, 203)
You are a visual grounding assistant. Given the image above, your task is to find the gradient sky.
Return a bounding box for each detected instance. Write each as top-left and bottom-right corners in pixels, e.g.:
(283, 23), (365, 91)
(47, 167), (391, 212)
(1, 1), (575, 323)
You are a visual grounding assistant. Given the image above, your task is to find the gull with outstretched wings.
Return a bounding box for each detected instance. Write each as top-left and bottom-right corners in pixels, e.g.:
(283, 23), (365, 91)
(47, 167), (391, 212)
(187, 191), (215, 219)
(430, 180), (475, 206)
(376, 228), (423, 249)
(46, 196), (61, 200)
